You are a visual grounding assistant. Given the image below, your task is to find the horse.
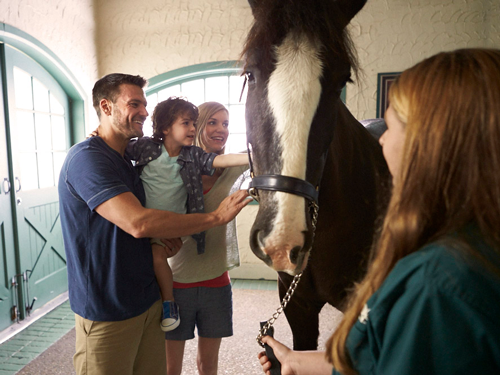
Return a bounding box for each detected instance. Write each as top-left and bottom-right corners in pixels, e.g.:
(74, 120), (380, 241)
(241, 0), (390, 350)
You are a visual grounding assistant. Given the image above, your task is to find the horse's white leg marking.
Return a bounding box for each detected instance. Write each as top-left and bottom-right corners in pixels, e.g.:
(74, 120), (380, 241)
(264, 33), (323, 272)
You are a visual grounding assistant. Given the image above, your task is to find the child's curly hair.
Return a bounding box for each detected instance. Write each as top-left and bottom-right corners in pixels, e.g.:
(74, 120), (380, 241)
(152, 97), (199, 141)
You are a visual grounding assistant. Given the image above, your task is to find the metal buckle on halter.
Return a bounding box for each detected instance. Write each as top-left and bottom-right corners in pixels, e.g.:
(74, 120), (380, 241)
(247, 171), (260, 202)
(248, 187), (260, 202)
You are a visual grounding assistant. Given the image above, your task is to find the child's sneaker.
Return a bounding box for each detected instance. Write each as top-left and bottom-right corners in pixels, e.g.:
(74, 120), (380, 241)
(161, 301), (180, 332)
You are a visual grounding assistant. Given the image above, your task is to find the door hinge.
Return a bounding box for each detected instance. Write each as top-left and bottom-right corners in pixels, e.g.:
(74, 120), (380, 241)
(11, 270), (37, 322)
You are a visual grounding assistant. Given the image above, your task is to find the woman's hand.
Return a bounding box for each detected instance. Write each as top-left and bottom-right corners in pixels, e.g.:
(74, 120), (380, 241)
(257, 335), (334, 375)
(258, 351), (273, 375)
(258, 336), (295, 375)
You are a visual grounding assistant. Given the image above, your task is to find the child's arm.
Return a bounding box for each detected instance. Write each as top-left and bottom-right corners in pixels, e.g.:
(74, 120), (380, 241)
(213, 153), (249, 168)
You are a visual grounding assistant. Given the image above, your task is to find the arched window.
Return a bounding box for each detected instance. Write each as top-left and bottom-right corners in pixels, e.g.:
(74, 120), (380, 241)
(146, 62), (347, 153)
(146, 62), (247, 153)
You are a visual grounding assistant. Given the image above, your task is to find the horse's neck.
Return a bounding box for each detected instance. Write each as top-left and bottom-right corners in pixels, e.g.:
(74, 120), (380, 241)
(326, 102), (388, 187)
(335, 102), (381, 156)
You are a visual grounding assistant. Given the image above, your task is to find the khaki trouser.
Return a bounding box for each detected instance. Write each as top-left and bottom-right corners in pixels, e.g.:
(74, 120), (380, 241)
(74, 300), (166, 375)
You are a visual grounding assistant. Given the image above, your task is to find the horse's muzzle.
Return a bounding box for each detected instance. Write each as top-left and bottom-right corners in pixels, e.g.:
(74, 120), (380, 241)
(249, 228), (311, 275)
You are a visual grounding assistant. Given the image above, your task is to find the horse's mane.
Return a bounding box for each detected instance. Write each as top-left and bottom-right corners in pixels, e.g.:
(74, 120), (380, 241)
(241, 0), (359, 77)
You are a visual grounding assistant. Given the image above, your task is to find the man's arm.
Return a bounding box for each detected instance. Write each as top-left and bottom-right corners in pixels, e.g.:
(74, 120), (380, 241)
(95, 189), (250, 239)
(213, 153), (249, 168)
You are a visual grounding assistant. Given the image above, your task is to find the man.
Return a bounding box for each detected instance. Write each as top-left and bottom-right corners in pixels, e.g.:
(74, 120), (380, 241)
(58, 73), (249, 375)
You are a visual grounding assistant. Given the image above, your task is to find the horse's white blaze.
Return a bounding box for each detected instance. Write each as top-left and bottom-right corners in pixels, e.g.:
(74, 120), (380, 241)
(264, 33), (323, 268)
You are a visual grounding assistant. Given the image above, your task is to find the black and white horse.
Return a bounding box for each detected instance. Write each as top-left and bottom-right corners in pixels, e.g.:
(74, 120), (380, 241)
(242, 0), (390, 349)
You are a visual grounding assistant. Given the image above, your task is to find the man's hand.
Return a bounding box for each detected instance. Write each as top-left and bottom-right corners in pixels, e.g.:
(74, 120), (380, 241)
(212, 190), (251, 225)
(96, 190), (250, 240)
(160, 238), (183, 257)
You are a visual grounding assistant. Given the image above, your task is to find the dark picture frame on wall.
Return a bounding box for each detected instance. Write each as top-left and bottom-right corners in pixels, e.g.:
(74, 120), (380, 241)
(376, 72), (401, 118)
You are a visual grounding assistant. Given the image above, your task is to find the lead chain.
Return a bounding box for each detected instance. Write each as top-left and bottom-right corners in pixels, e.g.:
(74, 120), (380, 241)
(256, 201), (319, 347)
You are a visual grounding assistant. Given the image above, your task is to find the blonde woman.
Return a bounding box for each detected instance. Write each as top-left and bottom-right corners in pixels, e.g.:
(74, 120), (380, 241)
(259, 48), (500, 375)
(165, 102), (249, 375)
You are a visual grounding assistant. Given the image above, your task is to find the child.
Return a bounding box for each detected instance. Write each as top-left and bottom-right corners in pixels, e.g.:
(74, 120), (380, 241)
(126, 97), (248, 331)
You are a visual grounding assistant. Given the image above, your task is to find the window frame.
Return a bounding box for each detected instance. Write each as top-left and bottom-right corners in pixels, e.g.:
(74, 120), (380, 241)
(146, 61), (248, 153)
(0, 23), (87, 144)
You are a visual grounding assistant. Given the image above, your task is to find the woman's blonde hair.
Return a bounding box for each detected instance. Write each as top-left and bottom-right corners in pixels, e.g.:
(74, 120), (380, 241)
(195, 102), (229, 155)
(327, 48), (500, 375)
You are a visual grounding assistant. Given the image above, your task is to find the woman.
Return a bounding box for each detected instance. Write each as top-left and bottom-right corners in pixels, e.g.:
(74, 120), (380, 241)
(259, 48), (500, 375)
(165, 102), (248, 375)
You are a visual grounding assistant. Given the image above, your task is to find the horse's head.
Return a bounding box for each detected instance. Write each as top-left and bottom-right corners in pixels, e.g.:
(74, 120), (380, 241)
(242, 0), (367, 275)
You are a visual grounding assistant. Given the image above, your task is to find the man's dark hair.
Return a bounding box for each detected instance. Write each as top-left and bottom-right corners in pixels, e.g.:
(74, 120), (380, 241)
(152, 97), (199, 141)
(92, 73), (147, 118)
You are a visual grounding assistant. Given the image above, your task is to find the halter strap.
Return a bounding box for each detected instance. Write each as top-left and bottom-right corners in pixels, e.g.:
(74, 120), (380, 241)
(249, 175), (319, 203)
(246, 139), (321, 204)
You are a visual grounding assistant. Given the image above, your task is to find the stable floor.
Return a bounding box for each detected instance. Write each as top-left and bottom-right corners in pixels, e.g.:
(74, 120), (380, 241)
(0, 279), (341, 375)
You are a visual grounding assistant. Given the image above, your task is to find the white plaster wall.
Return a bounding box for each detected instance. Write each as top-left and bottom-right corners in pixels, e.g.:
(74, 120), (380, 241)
(349, 0), (500, 120)
(0, 0), (99, 106)
(94, 0), (253, 78)
(94, 0), (500, 118)
(231, 205), (278, 280)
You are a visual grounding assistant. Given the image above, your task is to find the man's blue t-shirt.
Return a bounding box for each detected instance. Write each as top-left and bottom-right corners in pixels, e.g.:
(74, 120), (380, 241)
(58, 137), (160, 321)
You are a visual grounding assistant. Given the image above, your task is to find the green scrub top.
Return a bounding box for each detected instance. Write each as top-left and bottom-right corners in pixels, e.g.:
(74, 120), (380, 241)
(333, 227), (500, 375)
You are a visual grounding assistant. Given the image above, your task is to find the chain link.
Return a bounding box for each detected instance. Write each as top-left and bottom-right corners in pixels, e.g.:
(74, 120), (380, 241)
(257, 201), (319, 347)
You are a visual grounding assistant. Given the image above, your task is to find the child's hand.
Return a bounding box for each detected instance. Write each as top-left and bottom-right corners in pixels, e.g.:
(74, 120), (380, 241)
(159, 238), (183, 257)
(86, 126), (100, 139)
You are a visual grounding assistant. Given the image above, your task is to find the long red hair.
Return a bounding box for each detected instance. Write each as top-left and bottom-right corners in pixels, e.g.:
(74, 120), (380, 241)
(327, 48), (500, 374)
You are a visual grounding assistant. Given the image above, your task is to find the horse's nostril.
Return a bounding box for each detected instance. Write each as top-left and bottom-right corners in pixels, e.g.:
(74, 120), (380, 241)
(257, 231), (266, 250)
(289, 246), (302, 265)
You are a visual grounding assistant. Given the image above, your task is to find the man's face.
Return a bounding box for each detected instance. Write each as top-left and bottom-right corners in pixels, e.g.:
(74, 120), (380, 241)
(109, 84), (148, 139)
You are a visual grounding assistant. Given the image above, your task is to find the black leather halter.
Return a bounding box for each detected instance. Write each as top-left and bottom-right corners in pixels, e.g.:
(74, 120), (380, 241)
(249, 175), (319, 203)
(246, 141), (320, 204)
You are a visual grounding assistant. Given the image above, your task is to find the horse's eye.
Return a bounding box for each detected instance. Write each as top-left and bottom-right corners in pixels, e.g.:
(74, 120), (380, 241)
(245, 71), (255, 83)
(342, 76), (353, 88)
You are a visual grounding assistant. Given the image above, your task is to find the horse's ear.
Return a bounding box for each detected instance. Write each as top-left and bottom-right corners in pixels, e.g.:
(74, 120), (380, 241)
(336, 0), (367, 29)
(248, 0), (259, 16)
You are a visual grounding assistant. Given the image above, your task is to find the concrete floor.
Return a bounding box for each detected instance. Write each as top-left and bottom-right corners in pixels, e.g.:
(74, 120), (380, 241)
(16, 288), (342, 375)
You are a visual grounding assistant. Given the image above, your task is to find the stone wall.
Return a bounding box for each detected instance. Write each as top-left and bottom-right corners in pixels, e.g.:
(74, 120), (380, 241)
(94, 0), (253, 79)
(94, 0), (500, 119)
(351, 0), (500, 119)
(0, 0), (98, 101)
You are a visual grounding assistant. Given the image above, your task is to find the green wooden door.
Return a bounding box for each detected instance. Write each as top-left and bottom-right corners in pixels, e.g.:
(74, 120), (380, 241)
(0, 52), (19, 331)
(3, 45), (69, 320)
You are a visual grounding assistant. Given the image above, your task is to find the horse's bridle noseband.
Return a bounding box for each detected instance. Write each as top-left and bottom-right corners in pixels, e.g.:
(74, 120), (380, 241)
(246, 141), (321, 205)
(248, 175), (319, 204)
